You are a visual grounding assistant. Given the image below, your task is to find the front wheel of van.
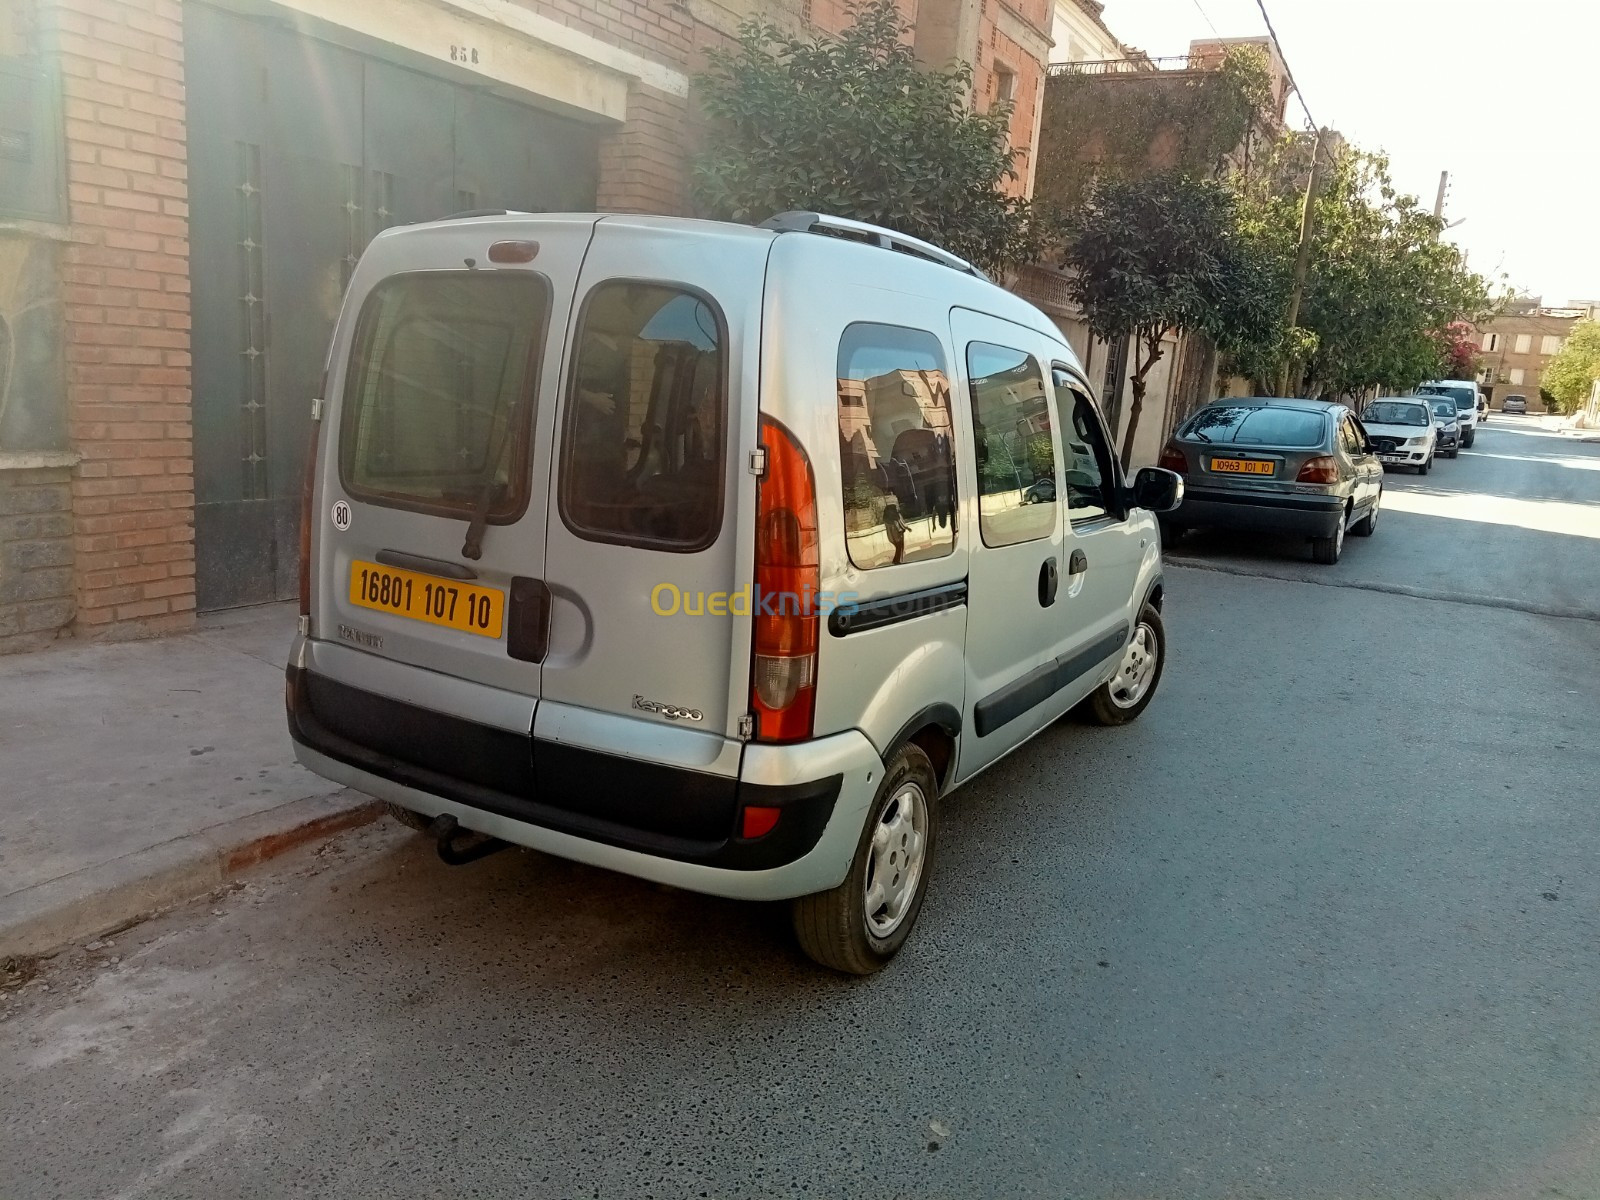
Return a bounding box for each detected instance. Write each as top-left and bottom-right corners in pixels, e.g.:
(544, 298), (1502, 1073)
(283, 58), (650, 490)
(791, 744), (939, 976)
(1081, 603), (1167, 726)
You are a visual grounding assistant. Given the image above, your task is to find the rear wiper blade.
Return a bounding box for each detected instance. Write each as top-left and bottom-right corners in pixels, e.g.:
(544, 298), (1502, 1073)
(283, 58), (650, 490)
(1190, 430), (1213, 443)
(461, 479), (505, 561)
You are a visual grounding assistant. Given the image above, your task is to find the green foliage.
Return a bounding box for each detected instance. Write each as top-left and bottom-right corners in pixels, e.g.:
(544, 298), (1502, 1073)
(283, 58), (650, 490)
(1228, 140), (1497, 395)
(1063, 171), (1243, 464)
(1036, 47), (1272, 216)
(692, 0), (1041, 274)
(1543, 320), (1600, 413)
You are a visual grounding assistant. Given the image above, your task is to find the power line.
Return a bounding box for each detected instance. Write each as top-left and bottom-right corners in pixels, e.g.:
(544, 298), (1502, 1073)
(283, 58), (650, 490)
(1251, 0), (1317, 131)
(1188, 0), (1221, 40)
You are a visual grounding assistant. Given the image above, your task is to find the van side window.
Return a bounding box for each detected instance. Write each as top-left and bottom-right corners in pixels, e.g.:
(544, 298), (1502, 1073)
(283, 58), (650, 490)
(837, 324), (957, 569)
(340, 271), (549, 521)
(1050, 368), (1119, 523)
(966, 342), (1056, 547)
(559, 282), (725, 551)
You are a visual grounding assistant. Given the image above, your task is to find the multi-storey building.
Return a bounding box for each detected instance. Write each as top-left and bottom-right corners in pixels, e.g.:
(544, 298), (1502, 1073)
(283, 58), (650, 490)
(1475, 299), (1581, 411)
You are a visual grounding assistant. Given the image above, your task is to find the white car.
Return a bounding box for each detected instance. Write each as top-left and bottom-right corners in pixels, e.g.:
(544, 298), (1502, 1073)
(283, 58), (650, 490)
(1361, 398), (1437, 474)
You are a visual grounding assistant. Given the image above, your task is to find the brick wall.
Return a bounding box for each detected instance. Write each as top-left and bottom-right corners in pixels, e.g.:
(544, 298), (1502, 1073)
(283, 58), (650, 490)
(0, 466), (76, 653)
(595, 84), (691, 215)
(50, 0), (195, 637)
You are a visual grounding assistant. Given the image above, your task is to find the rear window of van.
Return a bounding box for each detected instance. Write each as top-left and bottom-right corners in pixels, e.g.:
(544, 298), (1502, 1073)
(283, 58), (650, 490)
(558, 282), (725, 552)
(340, 272), (548, 521)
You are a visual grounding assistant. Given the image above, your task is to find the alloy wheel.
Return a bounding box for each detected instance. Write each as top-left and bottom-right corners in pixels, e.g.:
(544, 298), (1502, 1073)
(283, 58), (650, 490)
(1110, 620), (1159, 709)
(863, 782), (929, 939)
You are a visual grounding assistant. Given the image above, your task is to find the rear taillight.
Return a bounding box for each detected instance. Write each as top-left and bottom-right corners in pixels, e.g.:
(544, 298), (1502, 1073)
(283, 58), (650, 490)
(751, 416), (818, 743)
(1297, 455), (1339, 483)
(298, 381), (325, 617)
(1159, 444), (1188, 473)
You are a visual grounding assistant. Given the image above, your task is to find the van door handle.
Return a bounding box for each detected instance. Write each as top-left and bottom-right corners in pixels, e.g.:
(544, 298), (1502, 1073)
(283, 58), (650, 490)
(1068, 549), (1088, 575)
(1038, 557), (1059, 607)
(508, 577), (552, 663)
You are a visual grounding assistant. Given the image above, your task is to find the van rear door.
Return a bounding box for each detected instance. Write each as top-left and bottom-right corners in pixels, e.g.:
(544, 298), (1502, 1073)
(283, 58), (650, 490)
(536, 217), (770, 770)
(316, 217), (596, 702)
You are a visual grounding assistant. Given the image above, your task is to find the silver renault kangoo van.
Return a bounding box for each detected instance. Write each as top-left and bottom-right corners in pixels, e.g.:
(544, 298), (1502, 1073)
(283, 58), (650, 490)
(287, 211), (1182, 972)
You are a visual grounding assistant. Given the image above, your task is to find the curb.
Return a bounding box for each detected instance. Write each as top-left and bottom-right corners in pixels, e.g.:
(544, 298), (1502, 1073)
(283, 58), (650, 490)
(0, 790), (382, 959)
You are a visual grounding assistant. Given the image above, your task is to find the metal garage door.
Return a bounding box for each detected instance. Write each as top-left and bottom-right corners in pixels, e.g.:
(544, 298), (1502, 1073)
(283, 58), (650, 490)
(186, 4), (600, 610)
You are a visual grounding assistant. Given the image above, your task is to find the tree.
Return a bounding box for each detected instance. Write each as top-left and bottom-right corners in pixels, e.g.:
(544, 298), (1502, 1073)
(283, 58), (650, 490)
(1062, 172), (1239, 467)
(1227, 142), (1497, 397)
(1544, 320), (1600, 414)
(693, 0), (1042, 275)
(1436, 321), (1481, 380)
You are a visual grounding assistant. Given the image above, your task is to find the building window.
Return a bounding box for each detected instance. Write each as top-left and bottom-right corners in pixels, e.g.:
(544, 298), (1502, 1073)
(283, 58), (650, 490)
(993, 62), (1017, 107)
(1541, 335), (1563, 356)
(1481, 332), (1500, 353)
(1515, 333), (1532, 355)
(1509, 368), (1526, 386)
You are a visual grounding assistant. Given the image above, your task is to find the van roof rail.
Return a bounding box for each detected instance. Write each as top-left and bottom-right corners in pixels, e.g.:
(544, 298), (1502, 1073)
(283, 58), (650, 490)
(759, 211), (990, 281)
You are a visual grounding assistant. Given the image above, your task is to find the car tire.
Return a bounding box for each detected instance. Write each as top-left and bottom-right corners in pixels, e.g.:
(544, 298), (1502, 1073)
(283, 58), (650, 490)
(792, 743), (939, 976)
(1418, 455), (1431, 475)
(1448, 447), (1459, 459)
(1464, 429), (1475, 448)
(1082, 603), (1167, 727)
(1311, 510), (1346, 565)
(1351, 490), (1380, 537)
(385, 802), (433, 832)
(1159, 520), (1186, 547)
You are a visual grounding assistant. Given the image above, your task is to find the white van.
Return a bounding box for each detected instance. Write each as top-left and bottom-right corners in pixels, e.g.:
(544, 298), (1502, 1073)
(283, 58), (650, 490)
(287, 211), (1182, 972)
(1417, 379), (1482, 447)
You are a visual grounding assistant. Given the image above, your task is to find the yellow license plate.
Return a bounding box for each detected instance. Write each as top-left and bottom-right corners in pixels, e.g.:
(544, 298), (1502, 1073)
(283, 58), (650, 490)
(1210, 457), (1275, 476)
(348, 560), (505, 638)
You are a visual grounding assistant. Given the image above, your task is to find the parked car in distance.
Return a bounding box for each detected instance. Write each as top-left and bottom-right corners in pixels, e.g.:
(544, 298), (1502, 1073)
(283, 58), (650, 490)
(286, 209), (1185, 974)
(1159, 398), (1382, 565)
(1501, 394), (1528, 414)
(1417, 380), (1482, 446)
(1362, 398), (1438, 472)
(1426, 397), (1461, 457)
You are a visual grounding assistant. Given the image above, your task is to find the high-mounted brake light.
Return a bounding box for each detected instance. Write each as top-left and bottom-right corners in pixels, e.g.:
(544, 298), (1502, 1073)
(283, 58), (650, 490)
(1297, 455), (1339, 483)
(750, 416), (819, 743)
(487, 240), (539, 264)
(1159, 444), (1188, 473)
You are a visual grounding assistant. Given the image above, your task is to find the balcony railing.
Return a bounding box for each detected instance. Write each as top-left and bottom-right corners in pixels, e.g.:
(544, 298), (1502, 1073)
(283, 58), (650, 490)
(1047, 55), (1199, 77)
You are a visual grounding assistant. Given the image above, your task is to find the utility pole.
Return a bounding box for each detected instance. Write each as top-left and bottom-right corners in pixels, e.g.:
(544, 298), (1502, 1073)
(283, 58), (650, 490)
(1433, 170), (1449, 219)
(1278, 127), (1325, 396)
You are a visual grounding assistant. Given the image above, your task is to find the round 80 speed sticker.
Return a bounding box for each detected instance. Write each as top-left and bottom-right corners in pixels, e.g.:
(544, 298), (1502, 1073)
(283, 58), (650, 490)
(331, 499), (351, 531)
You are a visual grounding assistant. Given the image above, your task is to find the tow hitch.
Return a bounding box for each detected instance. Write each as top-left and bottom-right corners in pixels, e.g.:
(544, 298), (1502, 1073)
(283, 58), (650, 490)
(426, 814), (511, 866)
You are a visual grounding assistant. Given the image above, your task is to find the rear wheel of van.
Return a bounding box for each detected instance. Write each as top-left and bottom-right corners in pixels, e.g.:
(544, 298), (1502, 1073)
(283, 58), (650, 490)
(1081, 603), (1167, 726)
(792, 743), (939, 975)
(385, 802), (433, 832)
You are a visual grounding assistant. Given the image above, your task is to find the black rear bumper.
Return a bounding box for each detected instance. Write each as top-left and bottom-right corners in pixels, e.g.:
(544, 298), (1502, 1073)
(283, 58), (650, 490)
(1169, 487), (1344, 538)
(286, 666), (839, 870)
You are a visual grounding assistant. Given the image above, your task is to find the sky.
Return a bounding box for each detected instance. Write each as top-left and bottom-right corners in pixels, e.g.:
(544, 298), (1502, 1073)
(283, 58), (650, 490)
(1097, 0), (1600, 305)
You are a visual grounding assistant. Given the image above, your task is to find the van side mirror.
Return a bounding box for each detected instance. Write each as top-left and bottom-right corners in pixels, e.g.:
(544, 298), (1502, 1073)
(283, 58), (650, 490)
(1128, 466), (1183, 514)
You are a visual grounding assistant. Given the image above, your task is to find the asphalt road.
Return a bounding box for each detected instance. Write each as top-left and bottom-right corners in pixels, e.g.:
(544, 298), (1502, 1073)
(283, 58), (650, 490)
(3, 415), (1599, 1199)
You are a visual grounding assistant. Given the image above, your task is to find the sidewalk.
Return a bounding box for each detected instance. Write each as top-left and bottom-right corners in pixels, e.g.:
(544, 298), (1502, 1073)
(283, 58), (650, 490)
(0, 603), (380, 958)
